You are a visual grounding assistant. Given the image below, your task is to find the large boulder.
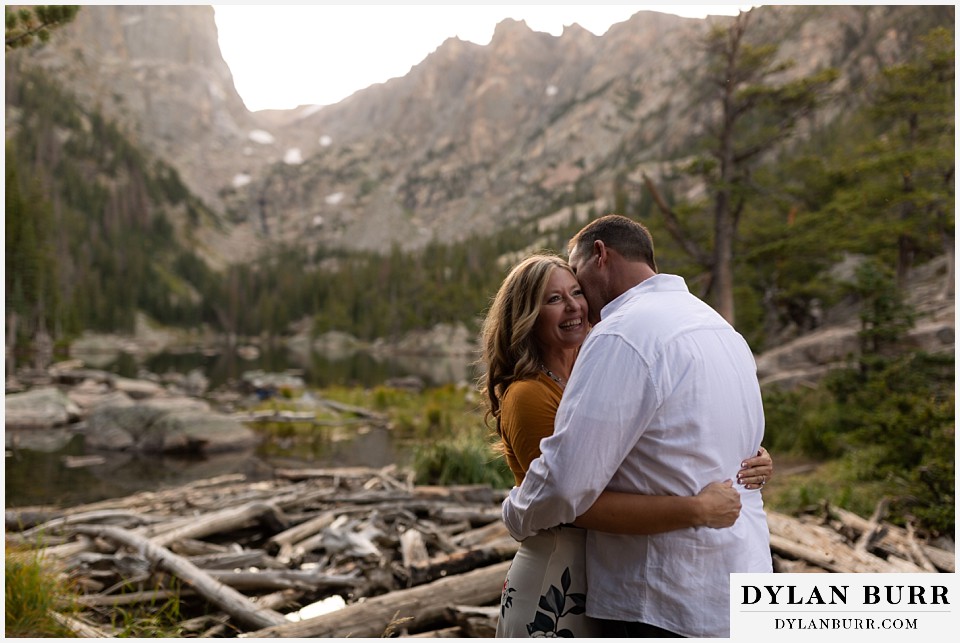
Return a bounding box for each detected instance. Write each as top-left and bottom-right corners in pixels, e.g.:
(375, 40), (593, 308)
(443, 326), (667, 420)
(5, 427), (76, 452)
(67, 380), (136, 413)
(112, 376), (165, 400)
(5, 387), (81, 429)
(382, 322), (476, 356)
(141, 396), (211, 412)
(85, 405), (258, 453)
(149, 410), (258, 453)
(755, 325), (861, 384)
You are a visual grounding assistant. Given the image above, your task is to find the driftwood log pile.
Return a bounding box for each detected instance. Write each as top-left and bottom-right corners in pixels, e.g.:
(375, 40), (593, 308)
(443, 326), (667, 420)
(5, 466), (953, 638)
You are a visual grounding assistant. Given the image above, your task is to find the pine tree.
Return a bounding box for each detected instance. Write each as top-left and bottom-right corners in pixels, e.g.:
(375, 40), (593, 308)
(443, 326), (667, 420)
(645, 10), (837, 325)
(5, 143), (59, 358)
(5, 5), (79, 50)
(868, 27), (954, 289)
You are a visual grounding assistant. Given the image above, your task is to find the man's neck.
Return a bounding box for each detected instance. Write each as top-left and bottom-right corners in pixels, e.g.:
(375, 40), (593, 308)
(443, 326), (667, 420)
(609, 262), (657, 301)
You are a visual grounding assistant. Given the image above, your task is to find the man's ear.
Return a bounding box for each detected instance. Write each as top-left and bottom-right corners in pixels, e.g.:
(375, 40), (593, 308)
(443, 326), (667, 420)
(594, 240), (606, 267)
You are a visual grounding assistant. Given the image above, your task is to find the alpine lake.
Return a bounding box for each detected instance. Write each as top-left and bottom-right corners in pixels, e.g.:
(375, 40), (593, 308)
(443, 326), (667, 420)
(5, 345), (480, 510)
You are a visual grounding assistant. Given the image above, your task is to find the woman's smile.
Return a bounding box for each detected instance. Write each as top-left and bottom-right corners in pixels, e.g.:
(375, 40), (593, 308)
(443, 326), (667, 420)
(535, 267), (589, 351)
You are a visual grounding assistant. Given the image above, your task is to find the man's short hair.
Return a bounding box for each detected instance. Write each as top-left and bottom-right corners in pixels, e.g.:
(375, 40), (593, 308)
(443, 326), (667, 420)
(567, 214), (657, 271)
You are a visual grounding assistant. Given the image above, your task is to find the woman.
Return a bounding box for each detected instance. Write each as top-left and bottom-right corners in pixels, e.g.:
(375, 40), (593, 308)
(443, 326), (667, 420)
(480, 253), (773, 638)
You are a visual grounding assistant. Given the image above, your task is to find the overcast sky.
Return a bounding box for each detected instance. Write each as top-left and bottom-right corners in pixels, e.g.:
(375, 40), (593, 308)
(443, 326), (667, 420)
(213, 4), (755, 112)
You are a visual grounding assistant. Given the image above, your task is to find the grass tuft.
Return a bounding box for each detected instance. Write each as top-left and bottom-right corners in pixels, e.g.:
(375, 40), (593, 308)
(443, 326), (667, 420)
(5, 545), (76, 637)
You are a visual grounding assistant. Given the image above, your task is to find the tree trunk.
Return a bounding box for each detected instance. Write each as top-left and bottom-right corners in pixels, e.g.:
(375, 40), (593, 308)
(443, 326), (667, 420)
(711, 17), (742, 326)
(241, 560), (511, 638)
(6, 310), (17, 379)
(713, 199), (736, 324)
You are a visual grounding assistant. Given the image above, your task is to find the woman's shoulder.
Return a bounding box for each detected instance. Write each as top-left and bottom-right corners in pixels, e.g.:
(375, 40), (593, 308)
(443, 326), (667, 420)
(500, 375), (562, 445)
(504, 374), (548, 395)
(503, 374), (560, 406)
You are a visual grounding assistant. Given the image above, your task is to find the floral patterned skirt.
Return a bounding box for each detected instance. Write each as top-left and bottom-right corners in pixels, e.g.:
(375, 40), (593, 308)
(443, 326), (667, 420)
(496, 525), (601, 638)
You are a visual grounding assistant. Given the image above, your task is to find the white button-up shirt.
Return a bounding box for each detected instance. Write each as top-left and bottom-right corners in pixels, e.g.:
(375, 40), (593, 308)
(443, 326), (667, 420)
(502, 274), (772, 638)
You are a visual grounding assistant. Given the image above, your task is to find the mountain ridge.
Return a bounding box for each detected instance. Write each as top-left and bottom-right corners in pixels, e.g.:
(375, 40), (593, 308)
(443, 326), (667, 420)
(12, 5), (952, 265)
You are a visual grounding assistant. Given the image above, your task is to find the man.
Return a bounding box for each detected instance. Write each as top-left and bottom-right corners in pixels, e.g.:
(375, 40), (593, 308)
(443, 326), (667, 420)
(501, 215), (772, 638)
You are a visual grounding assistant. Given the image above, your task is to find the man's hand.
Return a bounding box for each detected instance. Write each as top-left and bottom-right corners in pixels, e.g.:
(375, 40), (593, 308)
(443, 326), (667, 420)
(695, 480), (741, 528)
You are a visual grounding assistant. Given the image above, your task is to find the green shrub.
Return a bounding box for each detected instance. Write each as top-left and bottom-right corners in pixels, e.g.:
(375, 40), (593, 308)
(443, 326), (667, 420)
(412, 430), (513, 488)
(762, 350), (954, 536)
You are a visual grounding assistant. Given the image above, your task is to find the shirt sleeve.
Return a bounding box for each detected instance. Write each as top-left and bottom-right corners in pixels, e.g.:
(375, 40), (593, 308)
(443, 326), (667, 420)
(501, 332), (661, 540)
(500, 379), (560, 475)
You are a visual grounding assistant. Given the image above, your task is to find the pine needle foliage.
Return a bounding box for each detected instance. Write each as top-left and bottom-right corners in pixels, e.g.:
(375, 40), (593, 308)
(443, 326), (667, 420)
(5, 5), (79, 50)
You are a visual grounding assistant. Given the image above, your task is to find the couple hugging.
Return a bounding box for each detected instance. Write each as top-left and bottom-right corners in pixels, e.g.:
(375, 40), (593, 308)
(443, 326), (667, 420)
(480, 215), (773, 638)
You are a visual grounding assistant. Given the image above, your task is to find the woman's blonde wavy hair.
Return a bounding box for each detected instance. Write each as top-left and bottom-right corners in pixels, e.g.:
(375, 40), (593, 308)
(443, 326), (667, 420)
(478, 253), (574, 436)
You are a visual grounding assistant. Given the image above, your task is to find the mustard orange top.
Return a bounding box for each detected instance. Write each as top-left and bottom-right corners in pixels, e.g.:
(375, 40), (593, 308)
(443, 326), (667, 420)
(499, 373), (563, 485)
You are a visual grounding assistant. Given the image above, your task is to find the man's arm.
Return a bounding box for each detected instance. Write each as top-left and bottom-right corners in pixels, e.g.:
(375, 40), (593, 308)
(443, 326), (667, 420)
(573, 482), (741, 533)
(501, 334), (659, 540)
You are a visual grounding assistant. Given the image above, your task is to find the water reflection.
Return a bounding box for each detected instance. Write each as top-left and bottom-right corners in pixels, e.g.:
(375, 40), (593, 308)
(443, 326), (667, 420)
(5, 423), (408, 509)
(5, 435), (256, 508)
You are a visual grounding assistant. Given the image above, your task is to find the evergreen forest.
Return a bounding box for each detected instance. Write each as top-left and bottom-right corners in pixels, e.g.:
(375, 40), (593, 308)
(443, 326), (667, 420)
(6, 24), (952, 352)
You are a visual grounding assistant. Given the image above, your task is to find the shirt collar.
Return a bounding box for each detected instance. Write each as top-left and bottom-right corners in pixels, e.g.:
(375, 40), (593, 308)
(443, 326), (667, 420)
(599, 273), (689, 321)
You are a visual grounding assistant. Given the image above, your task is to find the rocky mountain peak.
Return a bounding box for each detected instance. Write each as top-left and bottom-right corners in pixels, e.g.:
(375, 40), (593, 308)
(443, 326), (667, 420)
(24, 4), (267, 214)
(559, 22), (598, 43)
(490, 17), (533, 42)
(9, 4), (953, 265)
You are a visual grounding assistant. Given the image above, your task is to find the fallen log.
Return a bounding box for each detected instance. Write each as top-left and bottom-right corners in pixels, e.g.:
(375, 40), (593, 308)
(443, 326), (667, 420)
(145, 501), (290, 548)
(49, 611), (113, 638)
(187, 548), (287, 571)
(11, 464), (953, 639)
(241, 560), (511, 638)
(253, 588), (304, 611)
(404, 542), (517, 587)
(453, 519), (512, 548)
(436, 506), (502, 526)
(267, 508), (342, 559)
(824, 504), (954, 572)
(71, 524), (287, 631)
(204, 568), (362, 592)
(408, 626), (463, 638)
(905, 522), (939, 573)
(6, 507), (65, 530)
(316, 398), (388, 421)
(854, 498), (889, 552)
(400, 527), (431, 567)
(770, 534), (850, 573)
(179, 613), (231, 635)
(414, 485), (499, 504)
(768, 513), (927, 573)
(443, 605), (499, 638)
(170, 537), (234, 557)
(41, 537), (97, 563)
(13, 509), (165, 540)
(76, 588), (197, 608)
